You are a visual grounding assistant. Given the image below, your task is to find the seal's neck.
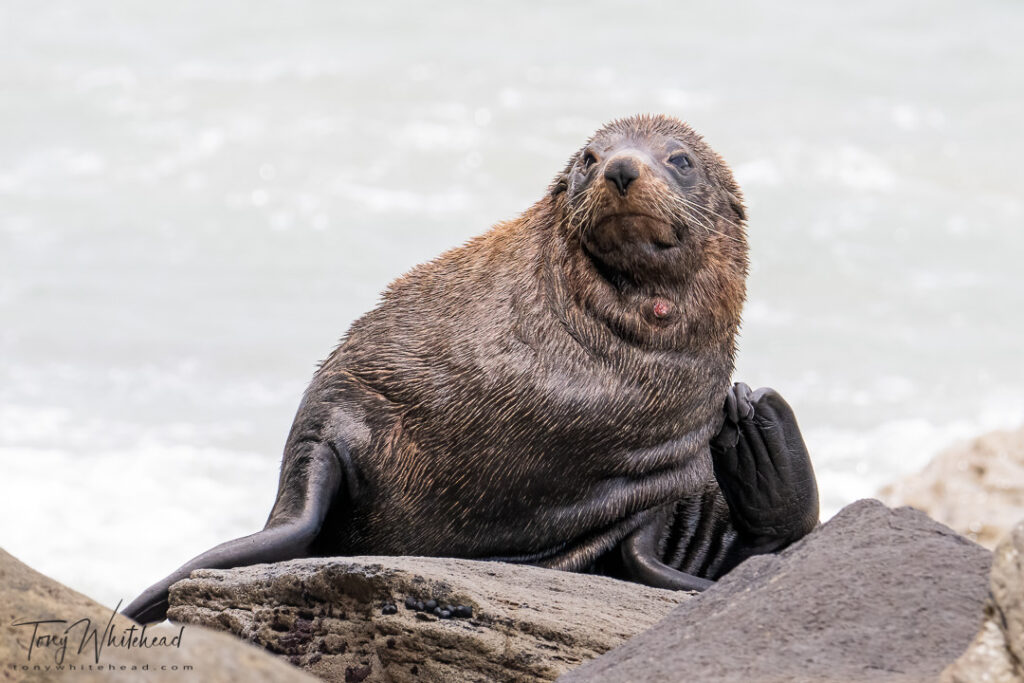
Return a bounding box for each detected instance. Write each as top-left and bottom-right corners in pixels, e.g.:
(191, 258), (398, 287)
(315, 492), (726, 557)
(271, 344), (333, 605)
(534, 200), (745, 358)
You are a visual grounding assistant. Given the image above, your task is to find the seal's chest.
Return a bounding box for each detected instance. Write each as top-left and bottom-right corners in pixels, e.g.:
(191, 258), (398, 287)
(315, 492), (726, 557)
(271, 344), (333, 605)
(502, 352), (716, 451)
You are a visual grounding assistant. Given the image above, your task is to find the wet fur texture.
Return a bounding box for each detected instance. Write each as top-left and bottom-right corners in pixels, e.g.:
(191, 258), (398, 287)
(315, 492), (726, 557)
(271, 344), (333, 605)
(272, 114), (750, 570)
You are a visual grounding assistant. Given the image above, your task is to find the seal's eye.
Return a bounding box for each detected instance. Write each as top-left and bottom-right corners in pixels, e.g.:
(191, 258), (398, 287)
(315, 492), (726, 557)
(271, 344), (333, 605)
(668, 152), (693, 171)
(581, 151), (598, 171)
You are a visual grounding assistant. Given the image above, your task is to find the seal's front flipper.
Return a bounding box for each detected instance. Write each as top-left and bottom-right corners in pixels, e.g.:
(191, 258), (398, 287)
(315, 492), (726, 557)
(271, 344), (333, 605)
(620, 514), (714, 591)
(711, 383), (819, 553)
(122, 443), (343, 624)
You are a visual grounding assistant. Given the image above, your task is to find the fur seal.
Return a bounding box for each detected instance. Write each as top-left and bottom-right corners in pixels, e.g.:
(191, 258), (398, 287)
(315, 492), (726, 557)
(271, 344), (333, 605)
(124, 114), (819, 623)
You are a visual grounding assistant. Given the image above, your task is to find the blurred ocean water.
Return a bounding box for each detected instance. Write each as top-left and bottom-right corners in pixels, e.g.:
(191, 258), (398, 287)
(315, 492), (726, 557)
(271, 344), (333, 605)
(2, 1), (1022, 608)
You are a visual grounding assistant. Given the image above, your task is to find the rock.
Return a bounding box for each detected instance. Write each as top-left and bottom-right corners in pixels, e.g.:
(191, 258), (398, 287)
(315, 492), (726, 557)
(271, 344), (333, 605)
(942, 520), (1024, 683)
(0, 547), (316, 683)
(559, 500), (992, 683)
(166, 555), (691, 682)
(880, 424), (1024, 549)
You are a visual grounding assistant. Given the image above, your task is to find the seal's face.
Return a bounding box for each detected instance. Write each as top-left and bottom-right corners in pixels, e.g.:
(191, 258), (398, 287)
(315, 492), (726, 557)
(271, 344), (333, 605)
(555, 115), (747, 289)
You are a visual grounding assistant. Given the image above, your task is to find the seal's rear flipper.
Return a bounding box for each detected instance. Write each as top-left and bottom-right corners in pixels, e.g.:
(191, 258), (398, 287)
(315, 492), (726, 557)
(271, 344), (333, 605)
(122, 443), (343, 624)
(620, 515), (715, 591)
(710, 383), (820, 550)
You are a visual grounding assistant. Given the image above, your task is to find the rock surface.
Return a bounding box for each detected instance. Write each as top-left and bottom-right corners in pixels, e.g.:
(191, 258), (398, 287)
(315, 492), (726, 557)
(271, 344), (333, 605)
(560, 499), (992, 683)
(166, 555), (690, 682)
(880, 424), (1024, 549)
(942, 519), (1024, 683)
(0, 547), (316, 683)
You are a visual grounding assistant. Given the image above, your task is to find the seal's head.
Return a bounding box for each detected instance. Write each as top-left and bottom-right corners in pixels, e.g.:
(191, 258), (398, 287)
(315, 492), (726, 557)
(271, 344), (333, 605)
(549, 114), (748, 346)
(553, 114), (747, 285)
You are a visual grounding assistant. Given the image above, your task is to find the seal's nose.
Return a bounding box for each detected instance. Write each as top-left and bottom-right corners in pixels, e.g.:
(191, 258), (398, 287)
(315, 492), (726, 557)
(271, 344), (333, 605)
(604, 156), (641, 197)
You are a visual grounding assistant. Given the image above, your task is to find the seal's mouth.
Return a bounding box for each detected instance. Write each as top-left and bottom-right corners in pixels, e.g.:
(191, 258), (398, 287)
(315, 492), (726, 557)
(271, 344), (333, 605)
(588, 212), (680, 251)
(595, 212), (661, 225)
(576, 209), (692, 286)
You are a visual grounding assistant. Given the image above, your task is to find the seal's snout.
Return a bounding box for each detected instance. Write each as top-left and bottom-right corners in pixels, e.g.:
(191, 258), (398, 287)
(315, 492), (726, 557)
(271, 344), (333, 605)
(604, 154), (643, 197)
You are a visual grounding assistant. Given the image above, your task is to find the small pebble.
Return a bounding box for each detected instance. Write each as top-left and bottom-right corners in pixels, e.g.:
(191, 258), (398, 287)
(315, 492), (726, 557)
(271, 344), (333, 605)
(401, 595), (473, 619)
(381, 603), (397, 615)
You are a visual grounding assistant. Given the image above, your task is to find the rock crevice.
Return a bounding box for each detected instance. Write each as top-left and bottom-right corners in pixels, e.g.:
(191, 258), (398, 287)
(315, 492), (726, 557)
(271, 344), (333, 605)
(943, 519), (1024, 682)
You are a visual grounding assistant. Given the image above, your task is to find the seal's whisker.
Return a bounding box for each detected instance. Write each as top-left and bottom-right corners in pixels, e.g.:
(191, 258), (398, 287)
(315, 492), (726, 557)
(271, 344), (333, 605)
(692, 186), (745, 230)
(672, 195), (744, 245)
(667, 196), (717, 234)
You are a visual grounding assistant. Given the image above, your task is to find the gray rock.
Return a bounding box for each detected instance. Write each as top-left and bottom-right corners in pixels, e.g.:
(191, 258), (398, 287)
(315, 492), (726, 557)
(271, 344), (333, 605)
(560, 499), (992, 683)
(942, 520), (1024, 683)
(0, 547), (316, 683)
(166, 555), (691, 682)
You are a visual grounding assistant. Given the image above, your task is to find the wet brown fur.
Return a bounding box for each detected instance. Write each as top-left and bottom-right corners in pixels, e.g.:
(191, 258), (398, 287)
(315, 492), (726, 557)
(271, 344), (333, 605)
(270, 114), (750, 571)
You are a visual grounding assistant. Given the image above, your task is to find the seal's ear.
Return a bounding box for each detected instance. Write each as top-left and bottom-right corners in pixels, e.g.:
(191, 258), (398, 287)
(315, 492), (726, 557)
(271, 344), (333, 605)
(550, 174), (569, 198)
(550, 154), (579, 198)
(727, 192), (746, 223)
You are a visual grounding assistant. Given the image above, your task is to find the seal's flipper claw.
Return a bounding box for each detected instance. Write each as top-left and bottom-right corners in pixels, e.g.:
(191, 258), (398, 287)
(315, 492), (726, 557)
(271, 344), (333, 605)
(122, 443), (344, 624)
